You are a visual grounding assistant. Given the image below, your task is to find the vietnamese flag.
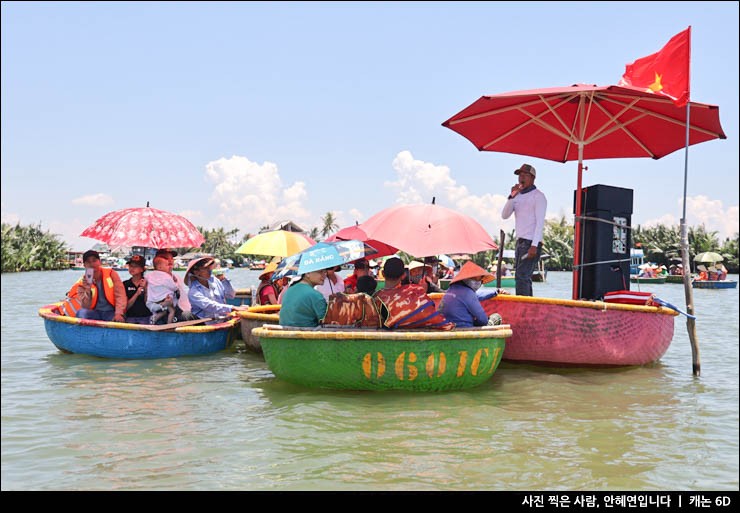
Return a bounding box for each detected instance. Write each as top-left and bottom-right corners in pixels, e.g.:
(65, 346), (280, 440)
(619, 27), (691, 107)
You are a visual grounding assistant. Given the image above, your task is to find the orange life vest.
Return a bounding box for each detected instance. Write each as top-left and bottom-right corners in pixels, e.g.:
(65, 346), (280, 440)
(373, 284), (454, 330)
(63, 268), (119, 317)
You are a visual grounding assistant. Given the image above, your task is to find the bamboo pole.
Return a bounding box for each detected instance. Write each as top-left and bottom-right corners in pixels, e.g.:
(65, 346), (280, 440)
(496, 230), (505, 289)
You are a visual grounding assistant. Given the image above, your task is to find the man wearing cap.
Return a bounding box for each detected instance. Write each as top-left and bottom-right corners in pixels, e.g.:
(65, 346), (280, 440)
(66, 249), (127, 322)
(501, 163), (547, 296)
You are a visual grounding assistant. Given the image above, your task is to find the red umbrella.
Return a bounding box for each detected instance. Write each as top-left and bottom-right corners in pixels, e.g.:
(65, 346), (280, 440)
(325, 223), (399, 259)
(80, 204), (205, 249)
(357, 200), (497, 258)
(442, 83), (726, 297)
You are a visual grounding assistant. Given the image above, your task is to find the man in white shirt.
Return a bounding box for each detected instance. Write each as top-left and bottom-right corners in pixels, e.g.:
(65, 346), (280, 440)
(501, 163), (547, 296)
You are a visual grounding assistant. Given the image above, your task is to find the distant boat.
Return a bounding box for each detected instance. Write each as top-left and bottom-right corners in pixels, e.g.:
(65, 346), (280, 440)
(630, 275), (667, 284)
(692, 279), (737, 289)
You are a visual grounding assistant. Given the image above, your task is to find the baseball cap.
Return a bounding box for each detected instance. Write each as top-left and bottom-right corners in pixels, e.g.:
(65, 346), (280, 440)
(127, 255), (146, 267)
(82, 250), (100, 262)
(514, 163), (536, 177)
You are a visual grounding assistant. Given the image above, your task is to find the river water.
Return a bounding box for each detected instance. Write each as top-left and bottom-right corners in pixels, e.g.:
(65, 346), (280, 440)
(1, 269), (737, 491)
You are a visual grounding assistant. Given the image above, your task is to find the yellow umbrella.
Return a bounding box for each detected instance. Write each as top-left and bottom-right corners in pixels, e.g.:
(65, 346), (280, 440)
(235, 230), (316, 257)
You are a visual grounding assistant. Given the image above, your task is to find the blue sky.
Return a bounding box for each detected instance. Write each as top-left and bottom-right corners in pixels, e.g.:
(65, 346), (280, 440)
(2, 1), (738, 251)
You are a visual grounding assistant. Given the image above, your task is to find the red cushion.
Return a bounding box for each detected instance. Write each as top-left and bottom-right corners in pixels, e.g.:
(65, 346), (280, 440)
(603, 290), (654, 305)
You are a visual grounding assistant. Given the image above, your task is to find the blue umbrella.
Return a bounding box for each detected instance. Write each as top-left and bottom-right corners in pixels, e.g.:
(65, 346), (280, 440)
(437, 254), (456, 269)
(272, 240), (378, 280)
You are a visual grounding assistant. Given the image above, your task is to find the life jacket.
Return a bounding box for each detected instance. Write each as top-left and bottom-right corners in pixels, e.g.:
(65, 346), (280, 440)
(322, 292), (381, 328)
(698, 271), (708, 281)
(256, 281), (279, 305)
(372, 284), (454, 330)
(63, 268), (118, 317)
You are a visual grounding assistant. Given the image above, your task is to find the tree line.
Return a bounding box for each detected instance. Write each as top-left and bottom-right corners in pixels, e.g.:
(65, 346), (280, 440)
(2, 216), (738, 274)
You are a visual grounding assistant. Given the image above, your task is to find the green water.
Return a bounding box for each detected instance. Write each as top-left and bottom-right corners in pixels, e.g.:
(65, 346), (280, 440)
(1, 269), (737, 490)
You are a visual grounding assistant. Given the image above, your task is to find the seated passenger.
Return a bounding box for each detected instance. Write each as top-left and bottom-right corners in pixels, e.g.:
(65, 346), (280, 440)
(146, 255), (179, 324)
(356, 275), (377, 295)
(123, 255), (152, 325)
(64, 249), (127, 321)
(186, 256), (248, 321)
(343, 260), (370, 294)
(315, 266), (345, 301)
(255, 262), (280, 305)
(279, 269), (329, 327)
(438, 261), (501, 328)
(373, 257), (453, 330)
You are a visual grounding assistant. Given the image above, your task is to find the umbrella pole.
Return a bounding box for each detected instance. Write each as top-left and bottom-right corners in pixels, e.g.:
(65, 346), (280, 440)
(680, 103), (701, 377)
(572, 158), (585, 300)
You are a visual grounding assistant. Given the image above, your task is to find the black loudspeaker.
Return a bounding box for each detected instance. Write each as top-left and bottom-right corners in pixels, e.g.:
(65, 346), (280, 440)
(574, 184), (634, 300)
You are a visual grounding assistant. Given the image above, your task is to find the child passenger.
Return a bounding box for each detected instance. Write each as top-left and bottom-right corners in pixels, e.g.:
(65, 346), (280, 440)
(145, 255), (178, 324)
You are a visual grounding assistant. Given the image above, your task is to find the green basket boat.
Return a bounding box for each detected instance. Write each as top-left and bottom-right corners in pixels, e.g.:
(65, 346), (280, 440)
(252, 325), (511, 391)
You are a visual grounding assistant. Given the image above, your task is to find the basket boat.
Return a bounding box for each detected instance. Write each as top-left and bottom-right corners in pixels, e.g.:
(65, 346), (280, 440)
(252, 324), (511, 391)
(691, 279), (737, 289)
(461, 294), (678, 366)
(39, 303), (240, 359)
(237, 304), (281, 352)
(629, 276), (667, 284)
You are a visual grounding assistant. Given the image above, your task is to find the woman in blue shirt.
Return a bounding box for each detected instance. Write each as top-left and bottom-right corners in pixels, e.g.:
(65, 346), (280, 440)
(438, 262), (496, 328)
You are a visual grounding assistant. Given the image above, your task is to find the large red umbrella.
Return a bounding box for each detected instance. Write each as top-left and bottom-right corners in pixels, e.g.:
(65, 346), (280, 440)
(80, 204), (205, 249)
(325, 223), (399, 259)
(357, 200), (498, 258)
(442, 83), (726, 298)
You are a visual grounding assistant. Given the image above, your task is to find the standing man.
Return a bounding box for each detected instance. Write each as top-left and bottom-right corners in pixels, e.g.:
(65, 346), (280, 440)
(501, 163), (547, 296)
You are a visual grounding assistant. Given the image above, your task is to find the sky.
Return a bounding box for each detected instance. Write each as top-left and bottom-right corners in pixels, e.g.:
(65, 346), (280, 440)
(2, 1), (738, 251)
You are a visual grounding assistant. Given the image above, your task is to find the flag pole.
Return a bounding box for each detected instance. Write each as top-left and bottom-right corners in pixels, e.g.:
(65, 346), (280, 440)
(677, 26), (700, 377)
(679, 102), (700, 377)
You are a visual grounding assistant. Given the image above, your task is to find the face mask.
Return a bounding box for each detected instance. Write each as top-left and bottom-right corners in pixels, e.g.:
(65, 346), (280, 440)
(464, 278), (482, 291)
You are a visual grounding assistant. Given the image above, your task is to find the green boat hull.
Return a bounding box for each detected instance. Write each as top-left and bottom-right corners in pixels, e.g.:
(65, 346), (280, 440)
(254, 326), (509, 391)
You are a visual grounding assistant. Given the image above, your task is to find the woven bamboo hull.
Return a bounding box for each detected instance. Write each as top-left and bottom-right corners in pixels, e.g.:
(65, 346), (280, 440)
(39, 304), (239, 359)
(237, 305), (281, 352)
(478, 296), (677, 366)
(253, 326), (511, 391)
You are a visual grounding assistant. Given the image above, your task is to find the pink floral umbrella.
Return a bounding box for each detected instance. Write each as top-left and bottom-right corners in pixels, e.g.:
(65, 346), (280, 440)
(80, 204), (205, 249)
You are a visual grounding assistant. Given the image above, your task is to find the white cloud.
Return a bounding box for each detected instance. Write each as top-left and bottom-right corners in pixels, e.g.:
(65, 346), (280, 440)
(204, 156), (311, 234)
(641, 195), (738, 240)
(71, 193), (114, 207)
(685, 195), (739, 240)
(384, 150), (517, 235)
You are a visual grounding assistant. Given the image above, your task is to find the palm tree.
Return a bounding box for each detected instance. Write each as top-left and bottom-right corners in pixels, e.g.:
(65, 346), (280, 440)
(541, 216), (573, 271)
(308, 227), (320, 242)
(320, 212), (339, 238)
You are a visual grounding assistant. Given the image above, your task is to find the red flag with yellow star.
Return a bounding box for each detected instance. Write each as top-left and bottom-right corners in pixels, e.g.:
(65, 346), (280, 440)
(619, 27), (691, 107)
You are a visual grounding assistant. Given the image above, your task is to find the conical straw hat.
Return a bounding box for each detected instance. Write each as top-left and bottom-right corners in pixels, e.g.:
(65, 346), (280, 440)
(450, 261), (494, 285)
